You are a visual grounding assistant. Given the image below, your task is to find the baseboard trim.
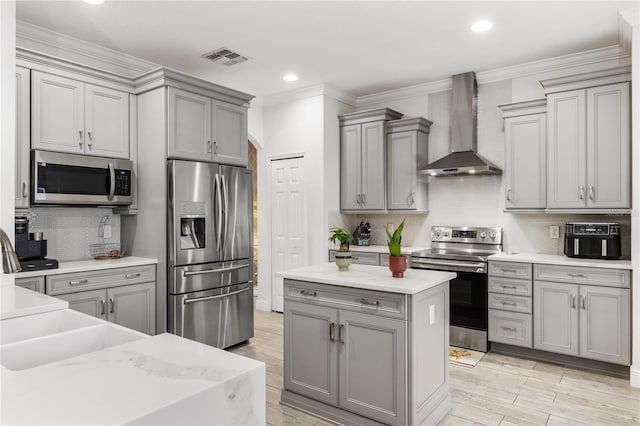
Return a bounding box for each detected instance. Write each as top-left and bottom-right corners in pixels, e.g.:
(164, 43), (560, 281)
(255, 298), (270, 312)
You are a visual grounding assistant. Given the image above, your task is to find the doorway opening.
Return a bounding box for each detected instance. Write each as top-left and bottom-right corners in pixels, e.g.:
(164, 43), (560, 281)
(248, 141), (258, 291)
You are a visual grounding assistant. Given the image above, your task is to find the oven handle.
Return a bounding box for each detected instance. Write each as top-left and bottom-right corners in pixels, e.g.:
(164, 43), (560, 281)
(183, 286), (250, 304)
(411, 258), (486, 273)
(108, 163), (115, 201)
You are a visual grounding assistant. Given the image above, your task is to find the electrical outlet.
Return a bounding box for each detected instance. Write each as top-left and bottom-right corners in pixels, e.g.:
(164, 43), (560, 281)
(103, 224), (112, 239)
(549, 225), (559, 239)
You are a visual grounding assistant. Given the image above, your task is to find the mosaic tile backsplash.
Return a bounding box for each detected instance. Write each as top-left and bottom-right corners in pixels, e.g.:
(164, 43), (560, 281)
(24, 207), (121, 261)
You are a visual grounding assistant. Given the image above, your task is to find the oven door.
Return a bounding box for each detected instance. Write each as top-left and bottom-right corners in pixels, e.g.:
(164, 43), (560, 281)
(32, 150), (133, 205)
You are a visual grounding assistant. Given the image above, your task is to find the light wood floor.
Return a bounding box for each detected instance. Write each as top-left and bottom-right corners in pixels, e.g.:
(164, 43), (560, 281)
(230, 306), (640, 426)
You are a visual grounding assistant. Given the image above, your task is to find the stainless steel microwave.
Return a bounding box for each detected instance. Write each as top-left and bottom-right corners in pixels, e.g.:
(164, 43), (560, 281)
(32, 150), (133, 206)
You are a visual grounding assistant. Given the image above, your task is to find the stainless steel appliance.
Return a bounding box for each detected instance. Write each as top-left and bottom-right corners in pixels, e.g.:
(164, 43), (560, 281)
(411, 226), (503, 352)
(168, 160), (253, 349)
(32, 150), (133, 206)
(564, 222), (621, 260)
(353, 221), (371, 246)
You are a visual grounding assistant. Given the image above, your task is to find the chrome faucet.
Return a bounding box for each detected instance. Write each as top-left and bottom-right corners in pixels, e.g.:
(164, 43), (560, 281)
(0, 227), (21, 274)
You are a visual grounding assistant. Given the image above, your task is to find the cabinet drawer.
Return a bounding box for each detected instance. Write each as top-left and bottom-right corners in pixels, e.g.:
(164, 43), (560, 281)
(488, 277), (532, 296)
(329, 250), (380, 265)
(489, 310), (532, 348)
(534, 264), (629, 288)
(284, 279), (406, 320)
(489, 293), (532, 314)
(47, 265), (156, 295)
(15, 276), (45, 293)
(489, 261), (532, 279)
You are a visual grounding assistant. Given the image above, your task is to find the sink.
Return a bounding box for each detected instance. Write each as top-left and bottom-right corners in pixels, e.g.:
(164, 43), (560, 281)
(0, 309), (102, 345)
(0, 323), (145, 371)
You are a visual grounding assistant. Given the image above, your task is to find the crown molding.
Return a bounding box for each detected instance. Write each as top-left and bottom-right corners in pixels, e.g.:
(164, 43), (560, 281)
(16, 20), (158, 78)
(356, 79), (450, 108)
(262, 83), (356, 108)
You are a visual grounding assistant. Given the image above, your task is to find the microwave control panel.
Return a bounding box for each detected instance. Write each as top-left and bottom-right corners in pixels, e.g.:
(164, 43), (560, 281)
(114, 170), (131, 196)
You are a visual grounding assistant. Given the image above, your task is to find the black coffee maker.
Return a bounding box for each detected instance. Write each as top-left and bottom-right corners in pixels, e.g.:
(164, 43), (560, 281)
(15, 216), (58, 271)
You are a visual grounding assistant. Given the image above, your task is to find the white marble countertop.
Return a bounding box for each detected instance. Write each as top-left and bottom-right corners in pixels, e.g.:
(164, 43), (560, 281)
(489, 252), (632, 270)
(13, 256), (158, 279)
(1, 332), (265, 425)
(277, 263), (455, 295)
(0, 285), (68, 320)
(330, 244), (429, 255)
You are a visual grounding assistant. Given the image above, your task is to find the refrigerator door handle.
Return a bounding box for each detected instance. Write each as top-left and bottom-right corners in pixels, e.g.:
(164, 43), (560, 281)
(183, 264), (247, 277)
(183, 287), (250, 304)
(221, 173), (229, 256)
(214, 173), (223, 254)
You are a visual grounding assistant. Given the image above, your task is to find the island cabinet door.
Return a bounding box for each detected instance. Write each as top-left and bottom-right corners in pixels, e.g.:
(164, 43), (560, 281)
(284, 301), (339, 406)
(338, 311), (406, 426)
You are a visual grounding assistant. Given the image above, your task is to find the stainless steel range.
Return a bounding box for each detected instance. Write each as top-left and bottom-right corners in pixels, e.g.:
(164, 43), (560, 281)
(411, 226), (503, 352)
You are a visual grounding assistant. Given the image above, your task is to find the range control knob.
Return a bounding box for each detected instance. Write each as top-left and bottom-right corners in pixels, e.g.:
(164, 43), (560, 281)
(480, 232), (487, 239)
(490, 231), (496, 239)
(435, 230), (441, 237)
(444, 230), (451, 237)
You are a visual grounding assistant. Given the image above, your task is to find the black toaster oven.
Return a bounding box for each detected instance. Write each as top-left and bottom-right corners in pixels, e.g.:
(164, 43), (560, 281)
(564, 223), (621, 260)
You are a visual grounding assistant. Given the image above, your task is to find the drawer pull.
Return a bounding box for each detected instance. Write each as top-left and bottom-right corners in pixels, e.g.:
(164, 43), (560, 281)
(501, 326), (517, 332)
(500, 300), (517, 306)
(125, 273), (141, 279)
(300, 290), (317, 297)
(359, 298), (380, 306)
(69, 279), (88, 286)
(568, 273), (587, 278)
(500, 268), (518, 273)
(501, 285), (517, 290)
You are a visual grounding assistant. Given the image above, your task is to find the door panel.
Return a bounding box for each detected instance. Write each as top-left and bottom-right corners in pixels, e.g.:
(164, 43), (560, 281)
(340, 125), (362, 210)
(361, 121), (385, 210)
(271, 157), (306, 312)
(339, 310), (406, 426)
(32, 71), (84, 154)
(56, 289), (107, 320)
(387, 131), (417, 210)
(284, 301), (338, 406)
(168, 87), (211, 160)
(586, 83), (630, 208)
(547, 90), (586, 208)
(85, 84), (130, 159)
(107, 282), (155, 335)
(169, 160), (220, 266)
(212, 100), (248, 166)
(533, 281), (578, 356)
(220, 166), (252, 261)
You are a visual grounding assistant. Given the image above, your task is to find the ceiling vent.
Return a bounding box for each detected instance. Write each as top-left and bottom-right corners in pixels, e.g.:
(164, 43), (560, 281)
(201, 47), (248, 66)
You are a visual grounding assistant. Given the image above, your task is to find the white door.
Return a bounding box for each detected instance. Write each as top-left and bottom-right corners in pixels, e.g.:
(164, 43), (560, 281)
(271, 157), (306, 312)
(85, 84), (130, 159)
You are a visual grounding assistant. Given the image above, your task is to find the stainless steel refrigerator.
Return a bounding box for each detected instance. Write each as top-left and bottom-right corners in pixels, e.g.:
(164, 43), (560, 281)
(167, 160), (253, 349)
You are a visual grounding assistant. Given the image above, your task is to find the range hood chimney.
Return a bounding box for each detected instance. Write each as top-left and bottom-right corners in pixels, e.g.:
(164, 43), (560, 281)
(420, 72), (501, 176)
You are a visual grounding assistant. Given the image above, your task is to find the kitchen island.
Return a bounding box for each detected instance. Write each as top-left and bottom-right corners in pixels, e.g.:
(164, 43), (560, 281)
(0, 285), (265, 425)
(277, 263), (455, 426)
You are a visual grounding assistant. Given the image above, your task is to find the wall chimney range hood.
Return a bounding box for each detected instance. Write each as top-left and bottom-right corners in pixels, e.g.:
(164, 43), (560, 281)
(420, 72), (501, 176)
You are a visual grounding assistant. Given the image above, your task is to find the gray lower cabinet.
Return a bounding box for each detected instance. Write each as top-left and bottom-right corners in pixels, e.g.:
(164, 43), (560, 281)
(15, 276), (45, 293)
(282, 278), (448, 426)
(46, 265), (157, 335)
(533, 269), (630, 365)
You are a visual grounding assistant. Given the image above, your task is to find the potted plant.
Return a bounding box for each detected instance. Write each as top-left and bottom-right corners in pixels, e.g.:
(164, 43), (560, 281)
(329, 226), (354, 271)
(385, 219), (406, 278)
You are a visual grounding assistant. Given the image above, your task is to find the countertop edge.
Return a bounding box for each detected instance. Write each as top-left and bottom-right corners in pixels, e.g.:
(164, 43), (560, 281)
(488, 253), (632, 270)
(13, 257), (159, 279)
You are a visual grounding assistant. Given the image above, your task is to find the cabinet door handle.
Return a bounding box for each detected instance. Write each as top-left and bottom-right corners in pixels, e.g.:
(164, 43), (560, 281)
(411, 191), (415, 205)
(579, 186), (585, 200)
(125, 273), (141, 279)
(207, 140), (212, 153)
(299, 289), (317, 297)
(87, 131), (93, 149)
(22, 182), (27, 198)
(329, 322), (335, 342)
(580, 295), (586, 310)
(361, 193), (366, 206)
(339, 324), (344, 344)
(506, 189), (512, 202)
(100, 299), (105, 315)
(359, 298), (380, 306)
(213, 140), (218, 154)
(570, 294), (576, 309)
(69, 279), (88, 286)
(356, 194), (361, 206)
(109, 297), (115, 313)
(589, 185), (595, 201)
(501, 326), (517, 332)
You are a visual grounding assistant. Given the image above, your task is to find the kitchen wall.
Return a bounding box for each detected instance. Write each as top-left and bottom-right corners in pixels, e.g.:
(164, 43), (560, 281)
(26, 208), (121, 262)
(349, 60), (632, 258)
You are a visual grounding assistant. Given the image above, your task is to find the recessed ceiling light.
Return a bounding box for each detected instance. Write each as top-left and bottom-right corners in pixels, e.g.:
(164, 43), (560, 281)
(283, 74), (299, 82)
(471, 20), (493, 33)
(468, 170), (476, 174)
(83, 0), (104, 4)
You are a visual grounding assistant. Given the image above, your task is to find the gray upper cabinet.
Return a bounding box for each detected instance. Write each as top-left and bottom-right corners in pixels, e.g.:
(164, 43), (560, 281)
(15, 67), (30, 211)
(339, 108), (403, 212)
(499, 99), (546, 210)
(386, 118), (431, 212)
(32, 71), (130, 159)
(542, 67), (631, 210)
(168, 87), (248, 166)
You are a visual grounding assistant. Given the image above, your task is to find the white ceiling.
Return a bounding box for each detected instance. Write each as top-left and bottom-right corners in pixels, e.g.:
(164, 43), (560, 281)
(16, 1), (636, 99)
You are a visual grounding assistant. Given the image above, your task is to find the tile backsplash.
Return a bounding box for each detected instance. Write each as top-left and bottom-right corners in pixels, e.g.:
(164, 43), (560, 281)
(23, 207), (121, 261)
